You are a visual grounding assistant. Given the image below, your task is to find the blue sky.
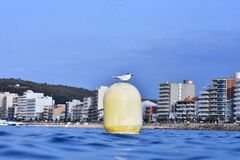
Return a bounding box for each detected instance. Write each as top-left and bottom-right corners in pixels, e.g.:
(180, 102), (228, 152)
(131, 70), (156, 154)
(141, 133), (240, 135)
(0, 0), (240, 99)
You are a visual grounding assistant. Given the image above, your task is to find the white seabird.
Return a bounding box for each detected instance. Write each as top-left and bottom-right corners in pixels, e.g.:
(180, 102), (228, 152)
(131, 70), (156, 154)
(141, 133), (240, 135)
(112, 73), (133, 82)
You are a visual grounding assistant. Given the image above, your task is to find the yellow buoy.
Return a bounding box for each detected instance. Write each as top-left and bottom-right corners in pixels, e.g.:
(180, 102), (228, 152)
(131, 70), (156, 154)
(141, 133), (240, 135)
(104, 82), (142, 134)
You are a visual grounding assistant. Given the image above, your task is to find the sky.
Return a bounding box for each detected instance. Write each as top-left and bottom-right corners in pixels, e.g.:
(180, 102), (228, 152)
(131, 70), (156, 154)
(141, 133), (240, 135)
(0, 0), (240, 99)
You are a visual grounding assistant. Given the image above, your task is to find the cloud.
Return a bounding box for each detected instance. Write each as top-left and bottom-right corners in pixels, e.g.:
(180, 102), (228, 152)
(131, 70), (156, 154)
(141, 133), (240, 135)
(130, 31), (240, 58)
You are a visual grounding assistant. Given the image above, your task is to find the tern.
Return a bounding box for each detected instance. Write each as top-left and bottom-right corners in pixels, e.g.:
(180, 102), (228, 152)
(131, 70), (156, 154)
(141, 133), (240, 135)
(112, 73), (133, 82)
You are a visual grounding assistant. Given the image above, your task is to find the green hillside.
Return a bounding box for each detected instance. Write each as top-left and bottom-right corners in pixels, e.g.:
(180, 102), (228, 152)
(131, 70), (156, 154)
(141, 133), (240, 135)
(0, 78), (95, 104)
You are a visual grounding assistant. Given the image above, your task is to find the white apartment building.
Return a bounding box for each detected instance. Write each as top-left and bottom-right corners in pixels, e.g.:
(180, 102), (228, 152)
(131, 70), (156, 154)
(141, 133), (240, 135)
(197, 89), (210, 120)
(0, 92), (18, 119)
(95, 86), (108, 120)
(72, 97), (93, 122)
(66, 86), (108, 122)
(66, 99), (81, 120)
(27, 96), (54, 120)
(15, 90), (54, 121)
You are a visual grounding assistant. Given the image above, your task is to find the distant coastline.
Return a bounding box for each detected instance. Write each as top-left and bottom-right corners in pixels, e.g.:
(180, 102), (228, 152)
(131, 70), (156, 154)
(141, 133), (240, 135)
(23, 123), (240, 131)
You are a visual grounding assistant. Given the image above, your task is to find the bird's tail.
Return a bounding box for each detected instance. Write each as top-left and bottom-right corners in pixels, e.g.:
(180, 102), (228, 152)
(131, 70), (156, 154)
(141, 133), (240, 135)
(112, 76), (118, 78)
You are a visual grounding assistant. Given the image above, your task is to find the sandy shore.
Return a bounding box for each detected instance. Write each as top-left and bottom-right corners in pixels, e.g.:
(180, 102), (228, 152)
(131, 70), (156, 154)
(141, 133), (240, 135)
(24, 123), (240, 131)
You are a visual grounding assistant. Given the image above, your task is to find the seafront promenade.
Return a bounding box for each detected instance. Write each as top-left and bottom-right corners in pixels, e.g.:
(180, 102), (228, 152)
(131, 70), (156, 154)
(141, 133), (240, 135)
(25, 123), (240, 131)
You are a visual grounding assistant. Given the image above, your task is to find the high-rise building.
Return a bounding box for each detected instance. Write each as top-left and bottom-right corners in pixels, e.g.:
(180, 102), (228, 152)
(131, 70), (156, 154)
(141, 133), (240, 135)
(92, 86), (108, 121)
(85, 97), (96, 122)
(234, 72), (240, 120)
(158, 80), (196, 121)
(15, 90), (54, 121)
(197, 77), (235, 122)
(0, 92), (18, 120)
(211, 78), (235, 121)
(15, 95), (27, 120)
(6, 93), (19, 120)
(0, 93), (5, 119)
(32, 96), (54, 121)
(96, 86), (108, 120)
(197, 89), (210, 120)
(96, 86), (108, 111)
(226, 99), (234, 122)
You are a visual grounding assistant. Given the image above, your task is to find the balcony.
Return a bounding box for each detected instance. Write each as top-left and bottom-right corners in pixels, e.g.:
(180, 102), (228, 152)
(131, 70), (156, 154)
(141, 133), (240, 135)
(159, 85), (170, 89)
(159, 90), (170, 93)
(198, 100), (209, 103)
(176, 107), (195, 110)
(234, 97), (240, 101)
(159, 97), (170, 101)
(188, 112), (195, 115)
(198, 113), (209, 116)
(234, 111), (240, 115)
(176, 112), (184, 115)
(176, 108), (186, 111)
(234, 106), (240, 110)
(209, 113), (218, 116)
(210, 100), (218, 103)
(158, 113), (169, 116)
(209, 90), (217, 94)
(199, 96), (209, 99)
(210, 95), (218, 98)
(234, 88), (240, 92)
(158, 108), (169, 112)
(159, 93), (170, 97)
(209, 108), (217, 112)
(187, 108), (195, 111)
(158, 102), (170, 105)
(198, 104), (209, 108)
(198, 109), (209, 112)
(209, 103), (217, 106)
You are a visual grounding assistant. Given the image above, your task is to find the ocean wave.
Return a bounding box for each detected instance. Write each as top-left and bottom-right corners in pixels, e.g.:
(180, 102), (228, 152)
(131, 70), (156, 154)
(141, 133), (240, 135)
(0, 126), (239, 160)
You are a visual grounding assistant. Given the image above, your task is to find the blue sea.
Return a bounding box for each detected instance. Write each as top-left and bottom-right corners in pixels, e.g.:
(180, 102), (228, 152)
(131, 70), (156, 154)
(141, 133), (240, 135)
(0, 127), (239, 160)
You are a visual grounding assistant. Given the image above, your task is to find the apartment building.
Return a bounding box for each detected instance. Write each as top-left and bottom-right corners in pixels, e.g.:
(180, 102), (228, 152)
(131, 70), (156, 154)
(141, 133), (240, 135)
(234, 72), (240, 120)
(0, 92), (18, 120)
(158, 80), (196, 121)
(197, 89), (210, 120)
(66, 99), (81, 121)
(92, 86), (108, 121)
(197, 77), (235, 122)
(175, 96), (196, 122)
(142, 100), (158, 123)
(72, 97), (94, 122)
(15, 90), (54, 121)
(52, 104), (66, 122)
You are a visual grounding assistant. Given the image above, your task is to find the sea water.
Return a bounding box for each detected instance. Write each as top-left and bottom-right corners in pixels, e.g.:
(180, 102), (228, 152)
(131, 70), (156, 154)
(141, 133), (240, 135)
(0, 126), (239, 160)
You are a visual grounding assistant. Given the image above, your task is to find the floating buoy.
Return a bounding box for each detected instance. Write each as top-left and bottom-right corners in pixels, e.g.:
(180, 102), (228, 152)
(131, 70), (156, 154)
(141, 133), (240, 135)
(104, 82), (142, 134)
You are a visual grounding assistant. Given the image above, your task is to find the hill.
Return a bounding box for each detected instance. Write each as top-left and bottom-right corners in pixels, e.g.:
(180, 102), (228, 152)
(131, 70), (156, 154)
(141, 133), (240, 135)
(0, 78), (95, 104)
